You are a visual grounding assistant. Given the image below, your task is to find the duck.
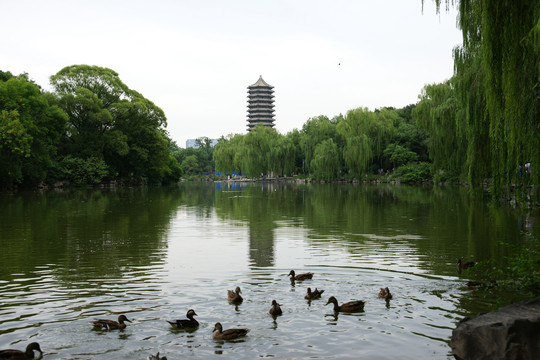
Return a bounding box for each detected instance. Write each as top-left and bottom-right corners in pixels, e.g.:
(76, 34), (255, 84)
(465, 281), (482, 288)
(147, 352), (167, 360)
(288, 270), (313, 281)
(378, 287), (392, 300)
(305, 287), (324, 300)
(325, 296), (365, 312)
(212, 322), (250, 340)
(227, 286), (243, 303)
(269, 300), (283, 316)
(457, 258), (476, 271)
(167, 309), (199, 329)
(91, 314), (131, 330)
(0, 342), (42, 360)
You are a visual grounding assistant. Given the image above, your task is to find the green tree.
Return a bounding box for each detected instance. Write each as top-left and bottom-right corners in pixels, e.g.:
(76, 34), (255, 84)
(414, 81), (466, 182)
(56, 87), (113, 158)
(0, 70), (14, 82)
(311, 139), (340, 181)
(272, 134), (296, 176)
(214, 134), (245, 174)
(383, 143), (419, 168)
(0, 74), (67, 187)
(0, 110), (31, 185)
(181, 154), (200, 174)
(51, 65), (175, 184)
(284, 129), (304, 174)
(393, 105), (428, 163)
(59, 155), (109, 185)
(195, 137), (215, 173)
(428, 0), (540, 197)
(300, 115), (338, 174)
(336, 107), (395, 177)
(240, 125), (279, 177)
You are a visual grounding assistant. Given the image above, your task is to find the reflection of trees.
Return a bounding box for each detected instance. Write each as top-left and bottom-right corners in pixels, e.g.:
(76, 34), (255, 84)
(0, 187), (184, 281)
(215, 182), (304, 268)
(215, 182), (529, 278)
(178, 182), (215, 217)
(248, 221), (274, 267)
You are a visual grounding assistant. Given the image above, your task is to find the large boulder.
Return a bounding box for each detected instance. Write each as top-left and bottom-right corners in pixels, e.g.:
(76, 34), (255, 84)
(451, 297), (540, 360)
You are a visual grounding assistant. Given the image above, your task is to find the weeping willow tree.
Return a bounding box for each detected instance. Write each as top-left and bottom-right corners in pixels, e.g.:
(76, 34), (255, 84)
(427, 0), (540, 199)
(454, 42), (490, 186)
(299, 115), (338, 174)
(214, 126), (288, 177)
(336, 107), (395, 178)
(214, 133), (245, 174)
(311, 139), (340, 181)
(414, 81), (467, 181)
(271, 135), (296, 176)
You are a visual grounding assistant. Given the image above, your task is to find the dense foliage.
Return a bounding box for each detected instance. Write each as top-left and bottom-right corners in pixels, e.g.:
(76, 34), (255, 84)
(213, 106), (429, 182)
(2, 1), (537, 196)
(172, 137), (215, 178)
(422, 0), (540, 201)
(0, 71), (67, 187)
(0, 66), (181, 188)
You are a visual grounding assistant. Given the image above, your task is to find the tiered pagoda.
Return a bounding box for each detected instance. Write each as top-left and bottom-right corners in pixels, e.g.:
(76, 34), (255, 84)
(247, 75), (275, 131)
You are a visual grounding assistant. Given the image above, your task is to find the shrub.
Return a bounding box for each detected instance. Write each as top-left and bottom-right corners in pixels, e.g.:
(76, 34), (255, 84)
(60, 155), (109, 185)
(392, 162), (432, 183)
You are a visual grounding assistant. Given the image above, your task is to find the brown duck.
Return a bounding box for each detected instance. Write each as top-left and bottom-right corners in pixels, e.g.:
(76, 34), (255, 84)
(227, 286), (243, 303)
(326, 296), (365, 312)
(147, 352), (167, 360)
(457, 258), (476, 271)
(212, 322), (250, 340)
(0, 342), (42, 360)
(167, 309), (199, 329)
(288, 270), (313, 281)
(305, 287), (325, 300)
(91, 314), (131, 330)
(269, 300), (283, 316)
(378, 287), (392, 300)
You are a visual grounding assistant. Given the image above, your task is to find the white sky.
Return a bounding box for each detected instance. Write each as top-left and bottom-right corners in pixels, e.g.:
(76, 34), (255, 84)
(2, 0), (461, 148)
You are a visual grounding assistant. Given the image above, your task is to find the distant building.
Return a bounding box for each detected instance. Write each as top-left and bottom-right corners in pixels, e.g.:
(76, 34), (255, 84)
(185, 139), (218, 149)
(247, 75), (275, 131)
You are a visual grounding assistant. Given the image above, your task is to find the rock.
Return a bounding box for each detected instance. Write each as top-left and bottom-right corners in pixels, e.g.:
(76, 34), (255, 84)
(451, 297), (540, 360)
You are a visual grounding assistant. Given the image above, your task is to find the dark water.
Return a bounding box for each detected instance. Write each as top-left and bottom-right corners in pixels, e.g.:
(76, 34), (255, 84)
(0, 182), (537, 359)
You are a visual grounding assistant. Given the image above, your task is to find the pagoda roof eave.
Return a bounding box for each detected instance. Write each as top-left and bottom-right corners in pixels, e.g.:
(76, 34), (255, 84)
(248, 75), (273, 89)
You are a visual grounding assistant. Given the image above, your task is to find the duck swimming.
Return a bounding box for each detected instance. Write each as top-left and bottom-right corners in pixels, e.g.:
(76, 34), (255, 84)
(91, 314), (131, 330)
(0, 342), (42, 360)
(378, 287), (392, 300)
(457, 258), (476, 271)
(269, 300), (283, 316)
(167, 309), (199, 329)
(212, 322), (250, 340)
(305, 287), (325, 300)
(147, 352), (167, 360)
(227, 286), (243, 303)
(325, 296), (365, 312)
(288, 270), (313, 281)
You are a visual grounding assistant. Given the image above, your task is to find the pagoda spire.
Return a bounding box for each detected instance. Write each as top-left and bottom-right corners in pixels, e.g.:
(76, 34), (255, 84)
(246, 75), (275, 131)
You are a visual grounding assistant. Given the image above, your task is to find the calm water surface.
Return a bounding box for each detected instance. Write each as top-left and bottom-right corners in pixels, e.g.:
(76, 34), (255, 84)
(0, 182), (537, 359)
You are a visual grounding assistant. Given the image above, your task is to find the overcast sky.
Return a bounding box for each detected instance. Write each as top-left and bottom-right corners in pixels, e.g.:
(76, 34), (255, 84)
(2, 0), (461, 148)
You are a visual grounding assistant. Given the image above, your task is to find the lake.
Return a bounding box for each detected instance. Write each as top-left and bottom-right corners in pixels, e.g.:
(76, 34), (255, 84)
(0, 182), (537, 359)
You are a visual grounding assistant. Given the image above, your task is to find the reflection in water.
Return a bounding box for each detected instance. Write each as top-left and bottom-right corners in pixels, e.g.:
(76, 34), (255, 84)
(248, 224), (274, 267)
(0, 182), (537, 359)
(215, 183), (284, 268)
(0, 187), (184, 280)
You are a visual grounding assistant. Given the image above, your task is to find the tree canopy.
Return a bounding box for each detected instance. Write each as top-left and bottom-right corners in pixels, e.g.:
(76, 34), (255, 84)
(424, 0), (540, 198)
(0, 65), (181, 188)
(0, 74), (67, 187)
(51, 65), (176, 185)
